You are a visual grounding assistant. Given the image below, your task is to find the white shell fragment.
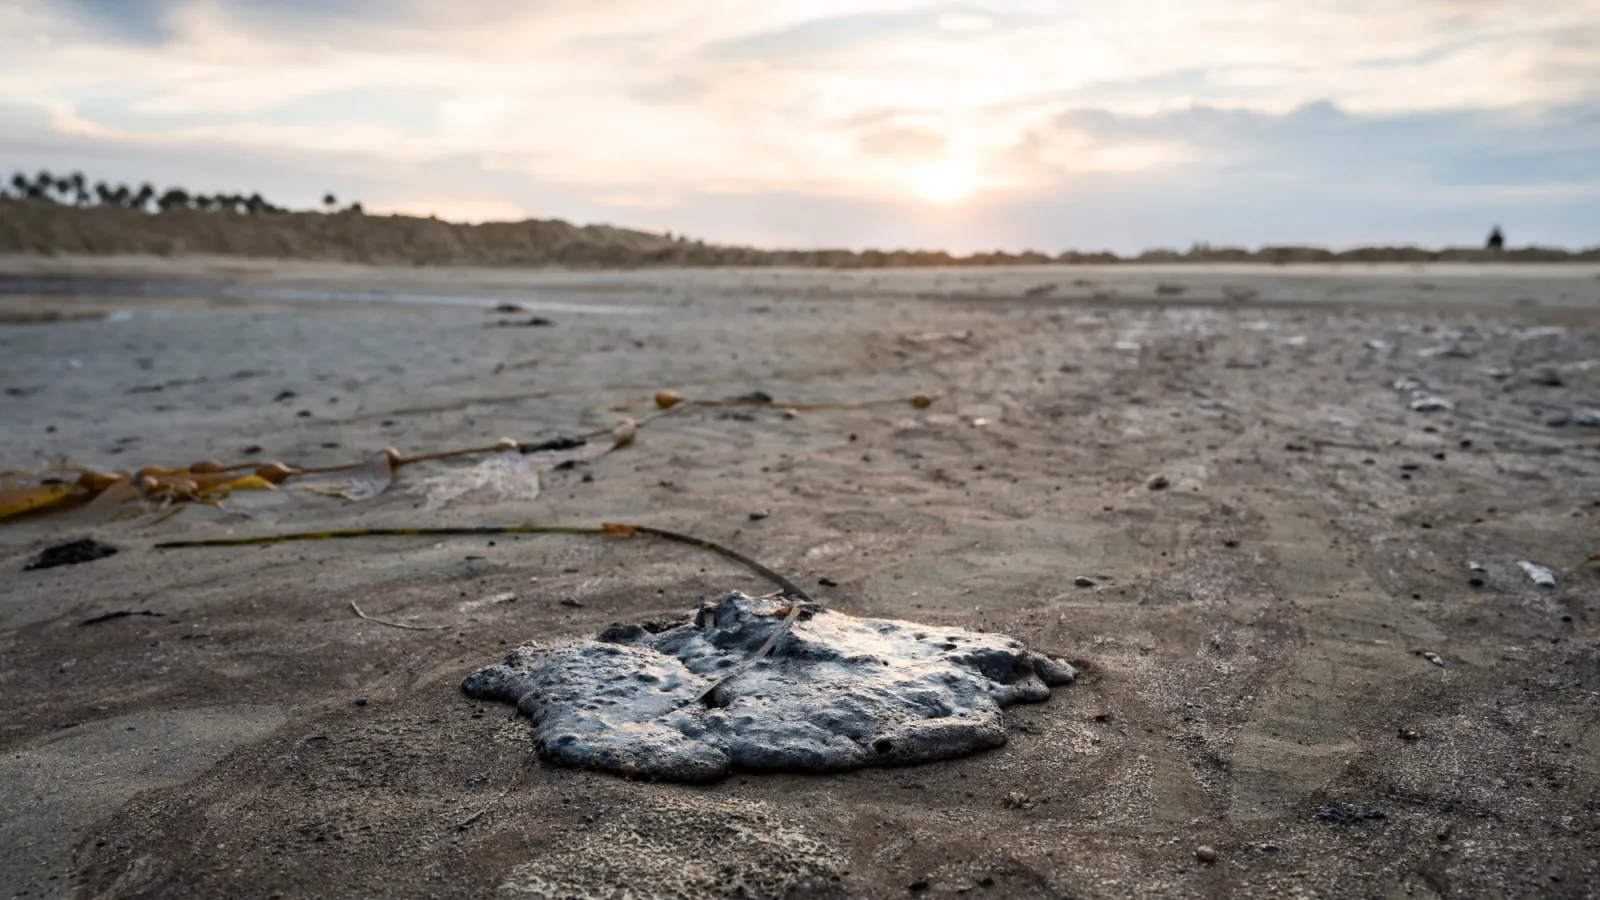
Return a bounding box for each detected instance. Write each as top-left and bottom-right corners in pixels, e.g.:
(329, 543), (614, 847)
(1516, 561), (1557, 588)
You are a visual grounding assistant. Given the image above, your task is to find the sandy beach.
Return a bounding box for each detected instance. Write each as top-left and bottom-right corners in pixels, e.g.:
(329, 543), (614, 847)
(2, 256), (1599, 899)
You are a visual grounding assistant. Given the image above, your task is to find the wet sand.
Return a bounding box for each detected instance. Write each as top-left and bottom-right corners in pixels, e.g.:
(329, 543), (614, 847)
(2, 257), (1598, 898)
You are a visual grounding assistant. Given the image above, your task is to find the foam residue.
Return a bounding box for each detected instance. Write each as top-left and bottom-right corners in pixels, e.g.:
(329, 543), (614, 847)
(464, 592), (1075, 782)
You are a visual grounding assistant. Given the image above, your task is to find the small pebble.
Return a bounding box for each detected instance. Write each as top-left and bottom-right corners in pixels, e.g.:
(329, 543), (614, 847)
(748, 509), (770, 521)
(354, 697), (368, 706)
(908, 878), (929, 892)
(1423, 651), (1445, 667)
(559, 598), (585, 608)
(818, 576), (839, 587)
(1194, 845), (1218, 864)
(1147, 474), (1170, 490)
(1399, 727), (1420, 740)
(1074, 576), (1096, 588)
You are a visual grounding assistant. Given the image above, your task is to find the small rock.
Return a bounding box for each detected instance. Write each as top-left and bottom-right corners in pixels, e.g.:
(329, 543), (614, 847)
(1529, 368), (1564, 387)
(354, 697), (368, 706)
(25, 538), (119, 571)
(1074, 576), (1096, 588)
(1147, 474), (1170, 490)
(1194, 845), (1218, 864)
(1399, 727), (1420, 740)
(1002, 791), (1031, 809)
(748, 509), (770, 521)
(1571, 408), (1600, 428)
(1516, 561), (1557, 588)
(559, 598), (585, 608)
(1259, 843), (1281, 853)
(818, 576), (839, 587)
(1422, 651), (1445, 667)
(1409, 396), (1454, 413)
(908, 878), (930, 892)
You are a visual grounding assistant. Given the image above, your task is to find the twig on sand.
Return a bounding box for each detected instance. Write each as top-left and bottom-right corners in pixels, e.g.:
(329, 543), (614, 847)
(349, 599), (441, 631)
(159, 521), (812, 600)
(162, 521), (813, 706)
(81, 609), (164, 626)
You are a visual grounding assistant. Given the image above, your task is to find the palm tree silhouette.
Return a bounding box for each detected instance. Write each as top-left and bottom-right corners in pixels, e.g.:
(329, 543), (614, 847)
(157, 188), (190, 211)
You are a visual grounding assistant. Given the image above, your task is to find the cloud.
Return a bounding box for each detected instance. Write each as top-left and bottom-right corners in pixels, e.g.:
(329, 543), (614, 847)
(1, 0), (1598, 249)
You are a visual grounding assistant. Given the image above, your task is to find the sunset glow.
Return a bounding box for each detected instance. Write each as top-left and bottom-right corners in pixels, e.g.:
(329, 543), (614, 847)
(1, 1), (1596, 250)
(911, 162), (977, 205)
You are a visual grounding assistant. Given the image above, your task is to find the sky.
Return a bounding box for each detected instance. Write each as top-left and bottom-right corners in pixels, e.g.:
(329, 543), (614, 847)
(1, 0), (1598, 253)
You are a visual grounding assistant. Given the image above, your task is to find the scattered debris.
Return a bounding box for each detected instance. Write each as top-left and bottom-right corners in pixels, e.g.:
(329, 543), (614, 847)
(300, 449), (396, 502)
(409, 449), (545, 511)
(80, 608), (162, 626)
(1314, 804), (1387, 826)
(3, 389), (937, 526)
(24, 537), (119, 570)
(350, 598), (441, 631)
(1516, 561), (1557, 588)
(462, 592), (1076, 781)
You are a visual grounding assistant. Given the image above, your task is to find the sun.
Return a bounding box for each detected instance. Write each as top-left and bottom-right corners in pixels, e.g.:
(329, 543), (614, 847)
(911, 162), (976, 204)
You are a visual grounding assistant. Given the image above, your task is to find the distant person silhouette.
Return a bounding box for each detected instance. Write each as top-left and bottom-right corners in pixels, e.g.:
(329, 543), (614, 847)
(1486, 226), (1504, 251)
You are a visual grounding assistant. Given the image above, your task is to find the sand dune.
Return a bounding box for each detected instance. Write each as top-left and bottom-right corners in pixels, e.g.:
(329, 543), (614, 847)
(3, 198), (1596, 267)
